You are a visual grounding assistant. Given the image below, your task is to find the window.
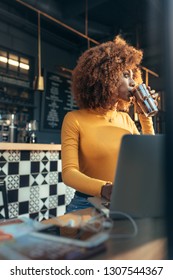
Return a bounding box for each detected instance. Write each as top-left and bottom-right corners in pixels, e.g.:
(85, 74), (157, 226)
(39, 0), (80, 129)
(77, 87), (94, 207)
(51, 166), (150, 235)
(0, 48), (31, 81)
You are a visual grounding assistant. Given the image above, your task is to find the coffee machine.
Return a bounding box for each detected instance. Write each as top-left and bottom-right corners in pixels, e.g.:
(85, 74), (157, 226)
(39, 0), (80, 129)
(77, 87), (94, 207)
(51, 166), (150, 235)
(0, 114), (17, 142)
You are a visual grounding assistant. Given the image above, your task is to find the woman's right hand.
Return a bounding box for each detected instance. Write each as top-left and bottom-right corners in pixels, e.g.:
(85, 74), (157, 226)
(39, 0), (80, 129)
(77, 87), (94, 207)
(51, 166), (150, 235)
(101, 183), (113, 200)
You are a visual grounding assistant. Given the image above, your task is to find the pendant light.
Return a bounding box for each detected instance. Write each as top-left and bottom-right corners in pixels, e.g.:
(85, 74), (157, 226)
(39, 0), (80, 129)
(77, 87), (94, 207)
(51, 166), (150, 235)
(33, 11), (44, 91)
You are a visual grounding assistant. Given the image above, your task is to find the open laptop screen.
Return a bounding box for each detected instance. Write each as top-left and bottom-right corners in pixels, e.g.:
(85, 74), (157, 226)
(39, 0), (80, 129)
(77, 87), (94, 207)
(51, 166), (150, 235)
(109, 134), (165, 219)
(89, 134), (165, 219)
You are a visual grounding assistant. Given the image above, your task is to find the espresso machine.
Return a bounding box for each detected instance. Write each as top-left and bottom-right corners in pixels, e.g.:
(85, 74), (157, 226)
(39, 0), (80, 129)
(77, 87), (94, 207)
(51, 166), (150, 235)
(0, 114), (17, 142)
(24, 120), (38, 143)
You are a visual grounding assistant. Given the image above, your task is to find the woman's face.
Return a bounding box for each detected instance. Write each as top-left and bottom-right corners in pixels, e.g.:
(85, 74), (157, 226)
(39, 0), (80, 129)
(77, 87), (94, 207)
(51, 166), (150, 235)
(118, 69), (136, 102)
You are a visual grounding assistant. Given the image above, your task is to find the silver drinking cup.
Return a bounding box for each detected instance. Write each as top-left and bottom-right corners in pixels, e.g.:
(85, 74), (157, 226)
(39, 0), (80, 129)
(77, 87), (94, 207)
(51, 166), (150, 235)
(130, 83), (158, 117)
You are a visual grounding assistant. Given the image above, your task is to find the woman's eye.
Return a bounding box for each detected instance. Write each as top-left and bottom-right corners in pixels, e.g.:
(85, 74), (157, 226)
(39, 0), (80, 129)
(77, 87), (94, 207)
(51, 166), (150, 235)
(123, 73), (129, 78)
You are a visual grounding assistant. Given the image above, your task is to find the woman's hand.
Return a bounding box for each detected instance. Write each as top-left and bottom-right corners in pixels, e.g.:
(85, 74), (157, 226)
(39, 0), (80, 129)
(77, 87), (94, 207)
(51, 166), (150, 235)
(101, 183), (113, 200)
(132, 85), (159, 115)
(148, 86), (159, 107)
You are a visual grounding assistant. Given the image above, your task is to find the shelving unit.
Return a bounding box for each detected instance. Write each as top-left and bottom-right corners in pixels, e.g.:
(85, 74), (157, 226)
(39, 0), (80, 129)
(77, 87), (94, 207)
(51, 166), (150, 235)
(0, 47), (35, 142)
(0, 76), (34, 126)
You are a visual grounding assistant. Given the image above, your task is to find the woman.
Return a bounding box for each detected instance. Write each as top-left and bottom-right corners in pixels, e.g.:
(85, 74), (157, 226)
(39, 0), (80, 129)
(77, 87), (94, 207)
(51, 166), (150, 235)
(61, 35), (155, 212)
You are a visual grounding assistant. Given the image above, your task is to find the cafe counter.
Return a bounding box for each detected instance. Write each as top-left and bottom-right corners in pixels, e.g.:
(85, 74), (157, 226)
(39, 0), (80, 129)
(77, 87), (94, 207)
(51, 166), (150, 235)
(0, 143), (61, 151)
(0, 143), (73, 221)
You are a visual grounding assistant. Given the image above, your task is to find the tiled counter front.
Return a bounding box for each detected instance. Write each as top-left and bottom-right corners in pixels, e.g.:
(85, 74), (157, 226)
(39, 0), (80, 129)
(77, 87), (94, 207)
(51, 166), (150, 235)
(0, 149), (66, 221)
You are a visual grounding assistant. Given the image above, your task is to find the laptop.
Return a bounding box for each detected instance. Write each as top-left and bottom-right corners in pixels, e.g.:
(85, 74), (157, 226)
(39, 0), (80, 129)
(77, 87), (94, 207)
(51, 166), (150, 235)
(88, 134), (165, 219)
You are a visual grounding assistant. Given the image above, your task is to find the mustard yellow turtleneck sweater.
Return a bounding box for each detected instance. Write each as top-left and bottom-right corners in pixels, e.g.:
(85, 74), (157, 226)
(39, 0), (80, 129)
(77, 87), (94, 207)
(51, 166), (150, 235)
(61, 109), (154, 197)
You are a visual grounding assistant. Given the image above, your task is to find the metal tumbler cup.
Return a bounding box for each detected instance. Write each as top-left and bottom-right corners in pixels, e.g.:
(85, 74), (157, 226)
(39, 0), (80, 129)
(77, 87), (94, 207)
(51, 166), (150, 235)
(130, 83), (158, 117)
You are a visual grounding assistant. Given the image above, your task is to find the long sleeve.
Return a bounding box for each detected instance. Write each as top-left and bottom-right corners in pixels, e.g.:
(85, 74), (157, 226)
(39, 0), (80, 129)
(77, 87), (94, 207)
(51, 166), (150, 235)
(61, 110), (154, 197)
(138, 114), (155, 135)
(61, 112), (109, 197)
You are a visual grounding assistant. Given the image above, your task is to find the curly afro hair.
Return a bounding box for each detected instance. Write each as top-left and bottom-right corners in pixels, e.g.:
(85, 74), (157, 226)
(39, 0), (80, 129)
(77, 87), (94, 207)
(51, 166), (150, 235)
(72, 35), (143, 112)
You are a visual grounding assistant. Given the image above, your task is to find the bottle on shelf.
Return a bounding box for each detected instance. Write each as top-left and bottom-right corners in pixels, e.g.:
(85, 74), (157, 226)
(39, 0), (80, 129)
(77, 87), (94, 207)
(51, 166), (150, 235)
(24, 120), (38, 143)
(29, 132), (37, 143)
(9, 114), (18, 142)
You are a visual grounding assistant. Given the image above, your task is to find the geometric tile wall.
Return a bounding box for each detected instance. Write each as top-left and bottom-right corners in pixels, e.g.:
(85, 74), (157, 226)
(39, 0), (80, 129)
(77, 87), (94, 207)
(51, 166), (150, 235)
(0, 150), (68, 221)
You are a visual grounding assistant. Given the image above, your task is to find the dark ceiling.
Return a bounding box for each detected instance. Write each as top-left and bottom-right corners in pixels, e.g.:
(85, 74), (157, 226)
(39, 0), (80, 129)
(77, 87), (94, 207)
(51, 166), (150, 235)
(0, 0), (164, 85)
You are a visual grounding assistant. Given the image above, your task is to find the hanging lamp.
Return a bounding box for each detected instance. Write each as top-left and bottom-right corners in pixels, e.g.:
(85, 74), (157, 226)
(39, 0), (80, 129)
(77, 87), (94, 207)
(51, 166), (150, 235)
(33, 11), (44, 91)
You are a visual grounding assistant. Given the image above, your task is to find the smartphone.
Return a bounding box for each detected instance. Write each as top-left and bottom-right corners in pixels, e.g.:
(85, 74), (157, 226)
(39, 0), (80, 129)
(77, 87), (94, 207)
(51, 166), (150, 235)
(30, 223), (109, 248)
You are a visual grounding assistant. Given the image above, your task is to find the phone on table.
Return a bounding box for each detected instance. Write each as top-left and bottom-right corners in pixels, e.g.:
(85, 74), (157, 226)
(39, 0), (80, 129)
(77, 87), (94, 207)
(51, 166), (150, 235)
(31, 223), (109, 248)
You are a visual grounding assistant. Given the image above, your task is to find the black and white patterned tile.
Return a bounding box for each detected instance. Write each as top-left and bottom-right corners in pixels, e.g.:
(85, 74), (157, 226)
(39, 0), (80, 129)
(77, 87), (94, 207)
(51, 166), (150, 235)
(39, 210), (49, 221)
(6, 175), (19, 190)
(49, 195), (58, 209)
(40, 197), (49, 211)
(0, 191), (5, 219)
(65, 186), (75, 205)
(0, 206), (6, 219)
(58, 172), (62, 183)
(30, 174), (39, 186)
(7, 189), (18, 203)
(20, 151), (30, 161)
(57, 205), (65, 216)
(49, 171), (58, 185)
(49, 208), (57, 218)
(31, 161), (40, 174)
(19, 201), (29, 215)
(19, 161), (30, 175)
(19, 175), (30, 188)
(41, 173), (49, 185)
(57, 182), (66, 195)
(0, 153), (6, 162)
(0, 149), (66, 221)
(39, 184), (49, 198)
(1, 151), (20, 162)
(8, 151), (20, 162)
(50, 161), (58, 172)
(50, 151), (59, 161)
(0, 181), (9, 219)
(40, 161), (49, 174)
(40, 151), (51, 161)
(32, 173), (49, 187)
(29, 186), (39, 213)
(58, 195), (65, 206)
(30, 151), (40, 161)
(0, 161), (8, 172)
(8, 162), (19, 175)
(8, 202), (18, 218)
(49, 184), (57, 196)
(0, 162), (8, 178)
(18, 187), (30, 202)
(58, 159), (62, 172)
(0, 191), (3, 206)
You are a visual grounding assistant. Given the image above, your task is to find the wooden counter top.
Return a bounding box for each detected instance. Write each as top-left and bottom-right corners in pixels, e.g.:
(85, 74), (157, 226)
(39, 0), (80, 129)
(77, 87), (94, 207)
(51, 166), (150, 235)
(0, 142), (61, 151)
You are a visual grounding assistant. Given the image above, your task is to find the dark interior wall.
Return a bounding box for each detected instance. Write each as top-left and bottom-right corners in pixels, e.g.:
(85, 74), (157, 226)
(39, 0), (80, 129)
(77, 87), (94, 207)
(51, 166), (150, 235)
(0, 19), (79, 144)
(0, 0), (165, 141)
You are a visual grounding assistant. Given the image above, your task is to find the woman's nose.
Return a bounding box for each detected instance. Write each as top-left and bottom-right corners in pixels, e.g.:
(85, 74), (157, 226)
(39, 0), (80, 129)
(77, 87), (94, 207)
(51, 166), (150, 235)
(129, 79), (135, 87)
